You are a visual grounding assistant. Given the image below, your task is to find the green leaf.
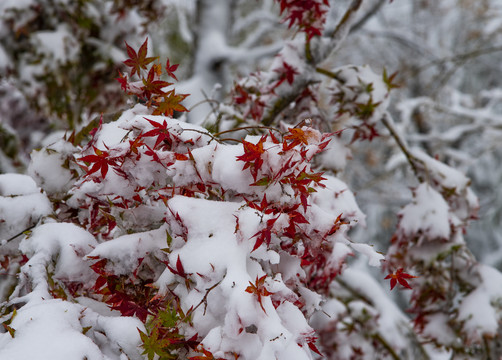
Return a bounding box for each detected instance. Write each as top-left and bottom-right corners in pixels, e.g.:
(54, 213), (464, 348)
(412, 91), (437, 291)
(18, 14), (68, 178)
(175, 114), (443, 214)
(3, 323), (15, 338)
(139, 327), (175, 360)
(166, 230), (173, 247)
(157, 307), (179, 328)
(252, 176), (271, 187)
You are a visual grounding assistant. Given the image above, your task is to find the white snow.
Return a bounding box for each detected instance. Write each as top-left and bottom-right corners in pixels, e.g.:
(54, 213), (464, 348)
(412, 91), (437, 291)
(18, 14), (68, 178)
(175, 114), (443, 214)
(0, 174), (52, 239)
(398, 183), (451, 241)
(31, 25), (79, 67)
(0, 174), (38, 196)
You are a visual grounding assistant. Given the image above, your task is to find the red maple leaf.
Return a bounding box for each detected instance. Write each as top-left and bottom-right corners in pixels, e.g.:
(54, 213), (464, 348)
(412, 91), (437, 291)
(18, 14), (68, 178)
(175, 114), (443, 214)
(274, 61), (299, 87)
(245, 275), (274, 313)
(327, 213), (349, 236)
(244, 194), (274, 215)
(298, 333), (323, 356)
(189, 345), (225, 360)
(79, 146), (118, 179)
(251, 216), (278, 251)
(116, 70), (129, 91)
(141, 66), (172, 100)
(236, 136), (266, 180)
(109, 292), (150, 322)
(233, 84), (249, 105)
(385, 268), (417, 290)
(165, 59), (179, 81)
(142, 118), (173, 149)
(123, 38), (157, 77)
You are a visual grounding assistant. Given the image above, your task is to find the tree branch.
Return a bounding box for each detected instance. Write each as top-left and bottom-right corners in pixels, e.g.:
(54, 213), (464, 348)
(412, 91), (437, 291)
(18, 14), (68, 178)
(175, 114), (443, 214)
(381, 112), (426, 182)
(350, 0), (386, 33)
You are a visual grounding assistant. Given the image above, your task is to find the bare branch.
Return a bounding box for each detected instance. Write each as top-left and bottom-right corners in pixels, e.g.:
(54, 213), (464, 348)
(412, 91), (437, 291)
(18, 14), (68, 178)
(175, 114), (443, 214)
(350, 0), (386, 33)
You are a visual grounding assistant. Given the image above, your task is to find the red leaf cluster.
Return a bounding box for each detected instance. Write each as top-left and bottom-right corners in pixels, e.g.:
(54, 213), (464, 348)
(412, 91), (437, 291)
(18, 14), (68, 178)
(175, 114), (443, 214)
(276, 0), (330, 41)
(118, 38), (189, 117)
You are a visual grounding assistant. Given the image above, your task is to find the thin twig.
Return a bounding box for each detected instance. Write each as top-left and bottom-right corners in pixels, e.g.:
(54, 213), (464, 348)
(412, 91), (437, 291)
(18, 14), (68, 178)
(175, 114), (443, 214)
(329, 0), (364, 40)
(2, 223), (38, 245)
(213, 125), (284, 138)
(187, 98), (221, 112)
(181, 128), (222, 144)
(418, 45), (502, 71)
(182, 280), (222, 321)
(381, 112), (425, 183)
(315, 67), (345, 83)
(350, 0), (386, 34)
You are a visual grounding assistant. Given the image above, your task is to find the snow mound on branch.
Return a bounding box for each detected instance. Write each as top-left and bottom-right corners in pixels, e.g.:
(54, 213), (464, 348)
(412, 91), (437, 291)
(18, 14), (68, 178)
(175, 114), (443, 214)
(156, 195), (315, 360)
(458, 264), (502, 341)
(0, 174), (37, 196)
(399, 183), (451, 241)
(28, 138), (77, 195)
(0, 299), (144, 360)
(0, 174), (51, 239)
(19, 222), (98, 289)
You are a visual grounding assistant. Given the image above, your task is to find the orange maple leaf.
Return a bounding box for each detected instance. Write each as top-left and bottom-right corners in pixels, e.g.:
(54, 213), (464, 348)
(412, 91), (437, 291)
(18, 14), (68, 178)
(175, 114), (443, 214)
(245, 275), (274, 313)
(152, 90), (189, 117)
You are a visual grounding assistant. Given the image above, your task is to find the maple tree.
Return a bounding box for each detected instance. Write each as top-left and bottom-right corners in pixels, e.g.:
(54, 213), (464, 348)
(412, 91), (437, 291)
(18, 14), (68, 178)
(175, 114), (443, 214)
(1, 1), (502, 360)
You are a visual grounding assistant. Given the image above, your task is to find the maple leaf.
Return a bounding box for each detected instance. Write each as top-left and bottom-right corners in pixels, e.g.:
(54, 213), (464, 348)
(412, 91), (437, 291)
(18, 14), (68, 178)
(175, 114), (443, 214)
(251, 228), (271, 252)
(144, 145), (166, 166)
(116, 70), (129, 91)
(298, 333), (323, 357)
(152, 90), (189, 117)
(274, 61), (299, 87)
(139, 327), (174, 360)
(283, 127), (320, 150)
(236, 136), (266, 180)
(383, 67), (400, 91)
(233, 84), (249, 104)
(141, 66), (172, 100)
(244, 194), (274, 215)
(385, 268), (418, 290)
(167, 255), (187, 278)
(110, 292), (150, 321)
(127, 136), (144, 159)
(327, 213), (349, 236)
(79, 146), (118, 179)
(251, 216), (278, 251)
(123, 38), (157, 77)
(165, 59), (179, 81)
(167, 255), (192, 289)
(189, 345), (225, 360)
(142, 118), (173, 149)
(245, 275), (274, 313)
